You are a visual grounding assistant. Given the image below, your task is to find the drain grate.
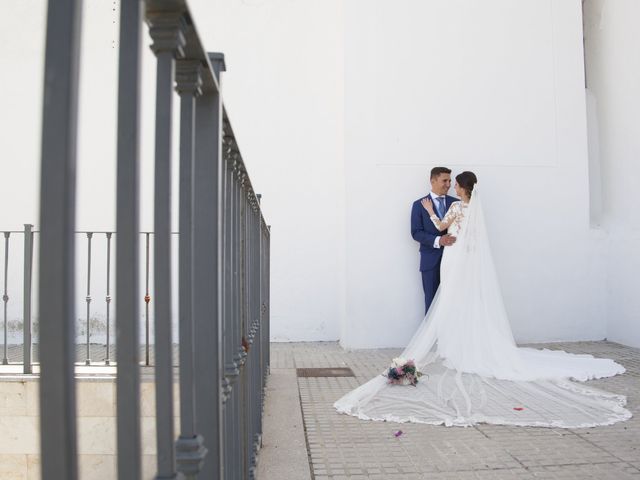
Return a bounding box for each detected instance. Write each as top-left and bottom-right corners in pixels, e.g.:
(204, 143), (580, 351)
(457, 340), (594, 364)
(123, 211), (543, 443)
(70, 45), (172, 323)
(296, 367), (355, 378)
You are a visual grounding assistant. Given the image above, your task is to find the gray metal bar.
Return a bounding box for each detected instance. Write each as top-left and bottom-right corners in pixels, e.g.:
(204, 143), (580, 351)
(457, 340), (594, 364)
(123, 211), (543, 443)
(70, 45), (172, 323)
(248, 184), (255, 479)
(261, 220), (268, 435)
(224, 152), (235, 380)
(246, 193), (253, 479)
(255, 200), (262, 474)
(105, 232), (112, 365)
(221, 142), (233, 477)
(234, 162), (242, 374)
(208, 52), (226, 84)
(252, 201), (259, 415)
(115, 1), (143, 478)
(175, 58), (206, 479)
(145, 232), (151, 366)
(23, 224), (34, 374)
(2, 232), (9, 365)
(239, 178), (247, 479)
(193, 88), (224, 479)
(241, 173), (248, 477)
(148, 12), (186, 479)
(38, 0), (82, 477)
(250, 203), (257, 474)
(229, 158), (240, 382)
(241, 177), (248, 353)
(153, 46), (178, 480)
(85, 232), (93, 365)
(266, 226), (271, 374)
(176, 62), (197, 438)
(233, 160), (242, 477)
(227, 146), (238, 478)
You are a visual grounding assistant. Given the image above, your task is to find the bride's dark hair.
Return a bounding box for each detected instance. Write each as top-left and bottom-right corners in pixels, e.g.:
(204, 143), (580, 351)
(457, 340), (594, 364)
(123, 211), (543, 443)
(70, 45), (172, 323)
(455, 171), (478, 197)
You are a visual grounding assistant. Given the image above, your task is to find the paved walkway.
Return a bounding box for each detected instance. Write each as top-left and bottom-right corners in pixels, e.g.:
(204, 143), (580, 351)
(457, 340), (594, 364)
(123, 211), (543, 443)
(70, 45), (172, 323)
(257, 341), (640, 480)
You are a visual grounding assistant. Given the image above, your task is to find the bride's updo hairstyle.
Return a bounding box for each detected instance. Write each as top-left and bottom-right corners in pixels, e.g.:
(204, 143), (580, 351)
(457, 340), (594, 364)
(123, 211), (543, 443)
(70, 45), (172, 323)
(455, 171), (478, 198)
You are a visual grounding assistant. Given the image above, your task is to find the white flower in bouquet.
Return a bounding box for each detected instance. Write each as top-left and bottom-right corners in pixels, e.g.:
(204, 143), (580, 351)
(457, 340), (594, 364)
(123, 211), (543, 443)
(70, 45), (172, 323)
(392, 357), (407, 368)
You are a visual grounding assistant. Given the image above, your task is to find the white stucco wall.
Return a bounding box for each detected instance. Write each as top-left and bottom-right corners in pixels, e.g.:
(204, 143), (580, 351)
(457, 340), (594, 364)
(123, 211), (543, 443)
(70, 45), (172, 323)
(341, 0), (605, 347)
(583, 0), (640, 348)
(1, 0), (635, 348)
(0, 1), (45, 230)
(191, 0), (346, 341)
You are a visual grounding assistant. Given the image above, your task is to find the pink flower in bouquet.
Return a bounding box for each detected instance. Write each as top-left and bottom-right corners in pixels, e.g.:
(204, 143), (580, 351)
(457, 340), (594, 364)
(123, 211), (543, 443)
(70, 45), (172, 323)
(407, 359), (415, 366)
(395, 367), (403, 376)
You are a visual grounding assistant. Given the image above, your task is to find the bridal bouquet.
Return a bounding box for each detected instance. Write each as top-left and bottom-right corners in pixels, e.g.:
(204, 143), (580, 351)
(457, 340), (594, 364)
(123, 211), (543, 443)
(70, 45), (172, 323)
(385, 357), (423, 386)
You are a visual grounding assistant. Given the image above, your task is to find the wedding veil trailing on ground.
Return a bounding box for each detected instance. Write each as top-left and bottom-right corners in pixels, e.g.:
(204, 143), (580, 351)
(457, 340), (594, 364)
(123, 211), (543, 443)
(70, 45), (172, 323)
(334, 188), (631, 428)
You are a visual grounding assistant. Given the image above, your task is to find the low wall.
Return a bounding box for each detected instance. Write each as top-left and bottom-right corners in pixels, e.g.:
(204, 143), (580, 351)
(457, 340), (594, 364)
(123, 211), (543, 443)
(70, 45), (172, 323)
(0, 373), (179, 479)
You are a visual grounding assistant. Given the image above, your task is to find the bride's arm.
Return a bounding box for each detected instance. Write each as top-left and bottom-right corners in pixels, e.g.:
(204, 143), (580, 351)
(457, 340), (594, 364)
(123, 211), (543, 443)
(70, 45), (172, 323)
(422, 201), (458, 231)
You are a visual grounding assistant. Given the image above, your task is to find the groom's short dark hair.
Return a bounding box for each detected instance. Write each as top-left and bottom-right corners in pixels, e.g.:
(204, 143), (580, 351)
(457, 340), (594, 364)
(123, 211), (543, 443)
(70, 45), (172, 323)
(430, 167), (451, 179)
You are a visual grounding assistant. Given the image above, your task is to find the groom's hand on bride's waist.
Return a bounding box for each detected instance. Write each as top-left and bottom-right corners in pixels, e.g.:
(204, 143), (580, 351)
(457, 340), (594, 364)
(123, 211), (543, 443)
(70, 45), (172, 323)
(439, 234), (456, 247)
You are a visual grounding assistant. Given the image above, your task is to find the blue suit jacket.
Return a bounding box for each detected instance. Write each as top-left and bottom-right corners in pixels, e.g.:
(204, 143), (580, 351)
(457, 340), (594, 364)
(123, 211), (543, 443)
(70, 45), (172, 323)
(411, 194), (458, 271)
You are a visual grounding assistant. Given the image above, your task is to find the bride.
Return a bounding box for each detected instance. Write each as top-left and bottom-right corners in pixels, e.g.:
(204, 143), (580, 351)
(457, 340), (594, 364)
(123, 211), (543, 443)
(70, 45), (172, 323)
(334, 172), (631, 428)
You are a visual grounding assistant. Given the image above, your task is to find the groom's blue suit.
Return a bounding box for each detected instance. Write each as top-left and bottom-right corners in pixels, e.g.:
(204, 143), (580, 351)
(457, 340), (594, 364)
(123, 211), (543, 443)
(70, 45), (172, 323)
(411, 194), (458, 314)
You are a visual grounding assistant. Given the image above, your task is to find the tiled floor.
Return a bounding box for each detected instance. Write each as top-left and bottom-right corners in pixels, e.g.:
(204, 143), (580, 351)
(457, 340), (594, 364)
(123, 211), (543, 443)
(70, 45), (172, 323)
(269, 341), (640, 480)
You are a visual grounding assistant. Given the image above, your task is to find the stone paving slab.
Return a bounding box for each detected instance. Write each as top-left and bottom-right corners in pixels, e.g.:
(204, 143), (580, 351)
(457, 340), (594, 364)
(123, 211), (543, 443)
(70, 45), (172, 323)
(256, 368), (312, 480)
(260, 340), (640, 480)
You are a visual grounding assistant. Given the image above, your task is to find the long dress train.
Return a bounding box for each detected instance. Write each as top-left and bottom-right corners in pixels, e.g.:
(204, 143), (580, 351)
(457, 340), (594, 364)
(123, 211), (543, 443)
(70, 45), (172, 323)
(334, 190), (631, 428)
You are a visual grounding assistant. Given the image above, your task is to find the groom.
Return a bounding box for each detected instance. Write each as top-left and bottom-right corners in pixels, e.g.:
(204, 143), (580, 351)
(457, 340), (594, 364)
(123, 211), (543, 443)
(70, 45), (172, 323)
(411, 167), (458, 313)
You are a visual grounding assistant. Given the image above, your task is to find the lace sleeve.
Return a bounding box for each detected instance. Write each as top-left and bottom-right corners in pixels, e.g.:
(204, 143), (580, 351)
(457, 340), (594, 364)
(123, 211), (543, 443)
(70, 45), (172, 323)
(430, 202), (460, 231)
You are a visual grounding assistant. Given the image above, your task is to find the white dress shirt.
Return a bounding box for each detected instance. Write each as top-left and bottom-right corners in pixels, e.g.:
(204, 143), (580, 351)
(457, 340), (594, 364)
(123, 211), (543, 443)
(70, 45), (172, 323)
(429, 191), (446, 248)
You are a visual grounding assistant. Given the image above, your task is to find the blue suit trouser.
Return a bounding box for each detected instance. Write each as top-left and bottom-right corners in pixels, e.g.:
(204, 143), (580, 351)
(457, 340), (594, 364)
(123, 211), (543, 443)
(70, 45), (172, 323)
(421, 263), (441, 315)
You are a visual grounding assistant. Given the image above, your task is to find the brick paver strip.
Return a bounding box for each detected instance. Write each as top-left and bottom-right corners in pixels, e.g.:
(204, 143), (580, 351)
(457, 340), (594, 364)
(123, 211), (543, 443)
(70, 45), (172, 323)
(270, 341), (640, 480)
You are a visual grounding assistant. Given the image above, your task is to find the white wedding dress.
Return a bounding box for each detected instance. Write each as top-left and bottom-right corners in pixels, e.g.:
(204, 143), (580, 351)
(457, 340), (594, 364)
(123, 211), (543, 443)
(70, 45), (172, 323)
(334, 189), (631, 428)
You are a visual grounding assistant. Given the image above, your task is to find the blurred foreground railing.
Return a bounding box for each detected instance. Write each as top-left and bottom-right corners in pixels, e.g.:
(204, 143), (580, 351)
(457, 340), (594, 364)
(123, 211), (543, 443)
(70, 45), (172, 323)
(30, 0), (271, 479)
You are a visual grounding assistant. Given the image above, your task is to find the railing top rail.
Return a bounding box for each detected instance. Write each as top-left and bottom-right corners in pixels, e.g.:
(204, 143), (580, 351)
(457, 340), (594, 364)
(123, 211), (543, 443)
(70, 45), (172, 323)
(145, 2), (221, 95)
(222, 104), (271, 235)
(144, 0), (269, 233)
(0, 230), (268, 236)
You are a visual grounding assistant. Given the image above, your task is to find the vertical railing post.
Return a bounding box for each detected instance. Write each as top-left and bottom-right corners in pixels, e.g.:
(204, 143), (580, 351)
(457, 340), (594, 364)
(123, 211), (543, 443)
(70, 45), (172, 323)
(247, 180), (254, 478)
(105, 232), (112, 365)
(147, 10), (186, 479)
(38, 0), (83, 477)
(252, 193), (259, 477)
(253, 199), (263, 478)
(266, 226), (271, 375)
(238, 173), (248, 479)
(2, 232), (9, 365)
(221, 131), (234, 477)
(23, 224), (34, 374)
(232, 157), (242, 477)
(247, 194), (256, 479)
(256, 195), (264, 452)
(175, 57), (207, 478)
(145, 232), (151, 366)
(193, 51), (225, 479)
(115, 0), (143, 477)
(244, 194), (250, 479)
(85, 232), (93, 365)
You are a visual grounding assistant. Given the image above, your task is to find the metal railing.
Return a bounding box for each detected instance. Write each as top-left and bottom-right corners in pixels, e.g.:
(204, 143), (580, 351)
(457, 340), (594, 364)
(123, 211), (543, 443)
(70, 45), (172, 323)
(1, 230), (222, 368)
(1, 226), (35, 372)
(31, 0), (271, 479)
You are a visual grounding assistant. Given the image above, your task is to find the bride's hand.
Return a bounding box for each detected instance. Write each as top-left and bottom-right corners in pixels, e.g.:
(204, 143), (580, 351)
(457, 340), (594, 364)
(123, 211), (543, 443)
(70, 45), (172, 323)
(421, 198), (435, 215)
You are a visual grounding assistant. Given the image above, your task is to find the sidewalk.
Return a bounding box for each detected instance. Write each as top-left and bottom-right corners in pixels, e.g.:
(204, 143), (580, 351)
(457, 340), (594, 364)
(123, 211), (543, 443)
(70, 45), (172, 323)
(257, 341), (640, 480)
